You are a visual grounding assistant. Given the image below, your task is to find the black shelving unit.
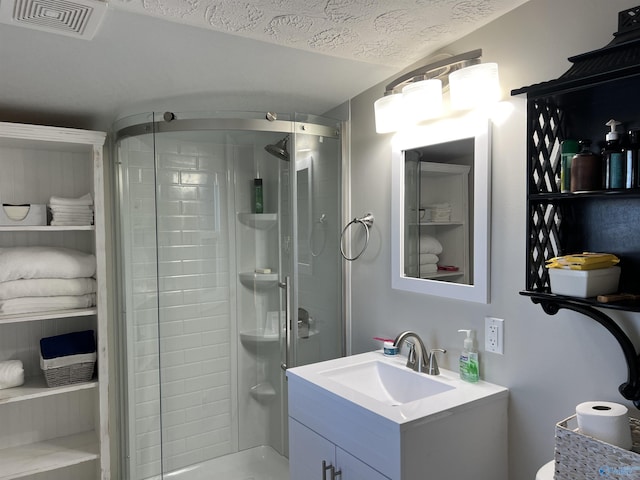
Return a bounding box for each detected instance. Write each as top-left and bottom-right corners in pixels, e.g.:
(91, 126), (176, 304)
(512, 5), (640, 407)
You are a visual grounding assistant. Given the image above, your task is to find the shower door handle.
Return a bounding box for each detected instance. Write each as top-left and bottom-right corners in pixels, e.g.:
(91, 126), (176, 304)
(279, 276), (291, 371)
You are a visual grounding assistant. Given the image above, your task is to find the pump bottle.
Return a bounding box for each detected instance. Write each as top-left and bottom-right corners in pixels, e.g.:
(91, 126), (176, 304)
(602, 119), (624, 189)
(458, 329), (479, 383)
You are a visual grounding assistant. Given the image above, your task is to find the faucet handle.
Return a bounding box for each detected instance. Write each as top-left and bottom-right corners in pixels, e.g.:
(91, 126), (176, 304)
(405, 341), (417, 370)
(428, 348), (446, 375)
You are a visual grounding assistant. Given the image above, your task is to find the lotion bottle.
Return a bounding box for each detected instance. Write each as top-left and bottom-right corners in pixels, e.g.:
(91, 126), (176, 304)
(458, 329), (479, 383)
(602, 119), (624, 189)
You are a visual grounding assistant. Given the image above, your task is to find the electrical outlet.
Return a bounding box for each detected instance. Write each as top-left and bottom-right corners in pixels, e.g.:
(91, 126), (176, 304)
(485, 317), (504, 354)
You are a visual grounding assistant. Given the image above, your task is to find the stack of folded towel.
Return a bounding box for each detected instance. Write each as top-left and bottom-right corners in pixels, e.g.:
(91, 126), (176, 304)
(0, 360), (24, 390)
(48, 193), (94, 226)
(420, 235), (443, 276)
(0, 246), (97, 315)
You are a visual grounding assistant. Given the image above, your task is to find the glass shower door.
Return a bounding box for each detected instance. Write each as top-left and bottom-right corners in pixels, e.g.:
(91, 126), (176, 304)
(115, 113), (344, 479)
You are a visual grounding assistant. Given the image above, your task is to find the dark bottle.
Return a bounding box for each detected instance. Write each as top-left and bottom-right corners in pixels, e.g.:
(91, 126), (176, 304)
(560, 139), (579, 193)
(602, 119), (624, 189)
(627, 129), (640, 189)
(571, 140), (601, 192)
(253, 178), (263, 214)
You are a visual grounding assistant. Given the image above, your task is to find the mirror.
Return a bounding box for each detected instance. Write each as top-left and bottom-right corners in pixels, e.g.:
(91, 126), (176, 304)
(391, 115), (491, 303)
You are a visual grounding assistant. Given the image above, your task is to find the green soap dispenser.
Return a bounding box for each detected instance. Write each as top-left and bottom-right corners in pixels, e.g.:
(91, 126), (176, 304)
(458, 329), (479, 383)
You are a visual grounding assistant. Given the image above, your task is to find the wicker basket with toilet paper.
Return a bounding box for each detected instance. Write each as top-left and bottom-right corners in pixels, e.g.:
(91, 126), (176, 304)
(554, 401), (640, 479)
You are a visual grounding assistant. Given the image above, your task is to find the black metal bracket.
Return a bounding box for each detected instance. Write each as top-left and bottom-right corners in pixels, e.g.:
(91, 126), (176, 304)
(531, 295), (640, 408)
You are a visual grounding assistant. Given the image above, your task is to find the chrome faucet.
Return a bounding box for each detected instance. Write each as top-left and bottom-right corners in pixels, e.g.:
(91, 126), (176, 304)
(393, 331), (429, 373)
(393, 331), (446, 375)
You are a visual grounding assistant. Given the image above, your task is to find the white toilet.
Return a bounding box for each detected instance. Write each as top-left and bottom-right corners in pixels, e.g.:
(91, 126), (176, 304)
(535, 460), (555, 480)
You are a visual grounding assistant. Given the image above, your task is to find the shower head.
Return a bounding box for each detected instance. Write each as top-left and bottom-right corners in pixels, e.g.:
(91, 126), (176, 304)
(265, 135), (290, 161)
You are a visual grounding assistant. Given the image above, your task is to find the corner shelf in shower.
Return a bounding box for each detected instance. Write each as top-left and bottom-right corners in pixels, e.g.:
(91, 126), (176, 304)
(239, 272), (279, 290)
(240, 329), (280, 344)
(249, 382), (277, 402)
(237, 213), (278, 230)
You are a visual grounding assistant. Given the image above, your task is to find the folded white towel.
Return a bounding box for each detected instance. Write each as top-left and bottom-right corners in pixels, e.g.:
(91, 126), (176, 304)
(50, 212), (93, 219)
(50, 220), (93, 226)
(0, 360), (24, 389)
(419, 235), (443, 254)
(0, 247), (96, 283)
(49, 205), (93, 212)
(420, 264), (438, 274)
(0, 294), (96, 315)
(48, 193), (93, 206)
(419, 253), (440, 265)
(0, 278), (96, 301)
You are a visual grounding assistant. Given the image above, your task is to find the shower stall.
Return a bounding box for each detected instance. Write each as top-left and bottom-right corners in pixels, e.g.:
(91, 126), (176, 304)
(113, 112), (345, 479)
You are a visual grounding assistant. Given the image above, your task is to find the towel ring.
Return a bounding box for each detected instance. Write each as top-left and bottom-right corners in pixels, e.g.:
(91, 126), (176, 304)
(340, 213), (374, 261)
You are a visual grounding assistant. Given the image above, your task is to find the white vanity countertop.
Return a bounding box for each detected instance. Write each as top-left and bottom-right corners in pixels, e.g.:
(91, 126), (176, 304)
(287, 350), (508, 426)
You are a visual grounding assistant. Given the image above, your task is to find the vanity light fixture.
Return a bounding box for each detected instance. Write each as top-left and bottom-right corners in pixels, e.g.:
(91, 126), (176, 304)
(374, 49), (501, 134)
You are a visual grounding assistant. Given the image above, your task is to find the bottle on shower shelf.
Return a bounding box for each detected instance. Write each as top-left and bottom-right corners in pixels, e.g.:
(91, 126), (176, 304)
(254, 178), (263, 214)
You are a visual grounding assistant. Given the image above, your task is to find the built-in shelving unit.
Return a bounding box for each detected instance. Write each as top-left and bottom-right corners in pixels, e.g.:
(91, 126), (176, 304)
(412, 161), (470, 282)
(512, 6), (640, 407)
(0, 122), (110, 478)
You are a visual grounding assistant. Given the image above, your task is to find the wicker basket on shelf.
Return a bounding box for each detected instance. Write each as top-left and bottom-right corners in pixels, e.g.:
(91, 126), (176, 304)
(554, 415), (640, 479)
(39, 330), (96, 388)
(42, 361), (95, 388)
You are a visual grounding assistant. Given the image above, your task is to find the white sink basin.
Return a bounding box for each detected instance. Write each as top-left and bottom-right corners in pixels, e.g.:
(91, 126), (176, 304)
(287, 350), (508, 425)
(319, 358), (454, 406)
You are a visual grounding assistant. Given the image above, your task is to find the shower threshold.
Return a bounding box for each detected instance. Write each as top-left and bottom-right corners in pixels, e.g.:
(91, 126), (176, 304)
(160, 446), (289, 480)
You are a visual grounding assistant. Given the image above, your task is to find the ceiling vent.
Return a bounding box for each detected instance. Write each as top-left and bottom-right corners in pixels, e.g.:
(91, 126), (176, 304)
(0, 0), (107, 39)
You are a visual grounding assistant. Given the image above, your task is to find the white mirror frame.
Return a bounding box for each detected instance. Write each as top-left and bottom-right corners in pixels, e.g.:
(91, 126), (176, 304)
(391, 114), (492, 303)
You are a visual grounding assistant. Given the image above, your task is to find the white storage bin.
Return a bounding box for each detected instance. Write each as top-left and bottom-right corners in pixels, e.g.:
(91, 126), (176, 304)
(0, 203), (46, 226)
(548, 266), (620, 298)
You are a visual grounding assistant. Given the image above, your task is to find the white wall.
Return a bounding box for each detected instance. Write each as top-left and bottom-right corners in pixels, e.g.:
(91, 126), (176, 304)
(348, 1), (640, 479)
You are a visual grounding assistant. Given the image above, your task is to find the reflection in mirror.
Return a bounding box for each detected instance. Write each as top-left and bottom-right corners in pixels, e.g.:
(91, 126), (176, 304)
(297, 156), (312, 274)
(391, 115), (491, 303)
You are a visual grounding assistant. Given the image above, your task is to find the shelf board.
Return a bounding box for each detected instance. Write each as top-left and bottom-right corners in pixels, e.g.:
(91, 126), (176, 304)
(520, 290), (640, 312)
(0, 377), (97, 405)
(0, 225), (94, 232)
(240, 330), (280, 344)
(0, 431), (99, 479)
(237, 213), (278, 229)
(529, 190), (640, 201)
(0, 308), (97, 325)
(414, 221), (464, 226)
(421, 270), (464, 280)
(238, 272), (279, 289)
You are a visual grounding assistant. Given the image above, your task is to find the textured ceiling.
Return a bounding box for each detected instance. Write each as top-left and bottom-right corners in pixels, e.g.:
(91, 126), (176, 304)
(112, 0), (528, 66)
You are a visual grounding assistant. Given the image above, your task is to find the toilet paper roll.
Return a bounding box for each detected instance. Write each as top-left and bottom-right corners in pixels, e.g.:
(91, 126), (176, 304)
(576, 401), (632, 450)
(0, 360), (24, 390)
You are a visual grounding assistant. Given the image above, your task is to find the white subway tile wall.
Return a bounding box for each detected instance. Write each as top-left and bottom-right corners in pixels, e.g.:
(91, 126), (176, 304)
(123, 136), (232, 479)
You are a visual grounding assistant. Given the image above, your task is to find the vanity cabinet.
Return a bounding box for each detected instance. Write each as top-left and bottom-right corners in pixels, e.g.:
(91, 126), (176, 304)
(0, 122), (110, 479)
(289, 418), (389, 480)
(287, 356), (508, 480)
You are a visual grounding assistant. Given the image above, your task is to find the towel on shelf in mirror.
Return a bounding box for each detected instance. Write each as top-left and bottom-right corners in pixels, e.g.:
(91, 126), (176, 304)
(419, 235), (443, 254)
(419, 253), (439, 265)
